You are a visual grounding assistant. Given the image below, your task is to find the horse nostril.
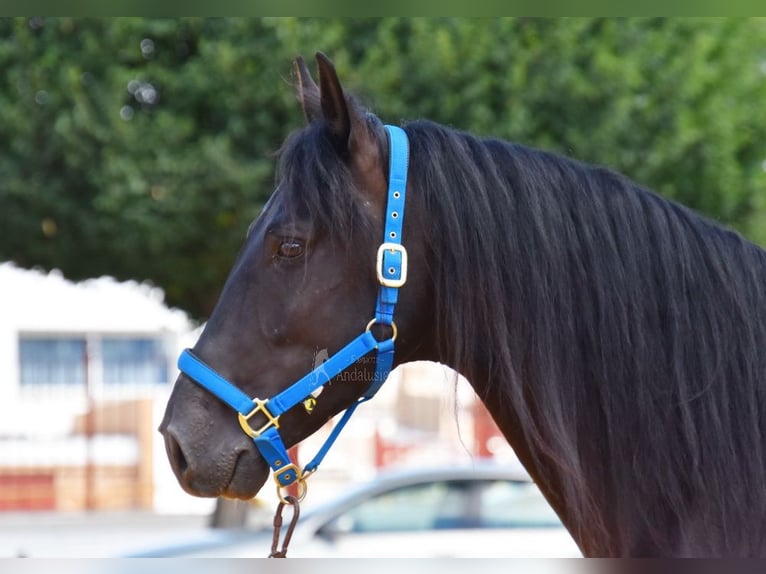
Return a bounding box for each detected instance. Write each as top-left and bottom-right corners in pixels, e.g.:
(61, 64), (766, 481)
(165, 431), (189, 477)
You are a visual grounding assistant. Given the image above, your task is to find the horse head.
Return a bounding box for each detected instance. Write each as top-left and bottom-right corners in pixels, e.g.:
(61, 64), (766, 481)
(159, 53), (434, 499)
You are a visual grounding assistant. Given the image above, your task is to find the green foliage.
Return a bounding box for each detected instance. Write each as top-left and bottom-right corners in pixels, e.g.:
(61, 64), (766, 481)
(2, 17), (765, 319)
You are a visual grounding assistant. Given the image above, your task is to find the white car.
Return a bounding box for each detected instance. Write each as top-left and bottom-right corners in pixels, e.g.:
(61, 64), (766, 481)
(133, 462), (581, 558)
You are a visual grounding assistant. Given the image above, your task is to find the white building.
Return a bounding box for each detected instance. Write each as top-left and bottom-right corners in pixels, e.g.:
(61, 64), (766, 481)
(0, 262), (210, 512)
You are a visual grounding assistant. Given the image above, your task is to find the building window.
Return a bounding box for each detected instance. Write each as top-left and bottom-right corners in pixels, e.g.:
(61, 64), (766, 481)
(102, 337), (166, 385)
(18, 335), (168, 387)
(19, 337), (86, 386)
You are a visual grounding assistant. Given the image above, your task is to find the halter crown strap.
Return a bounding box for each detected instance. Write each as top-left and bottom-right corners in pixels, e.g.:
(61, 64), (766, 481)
(177, 125), (409, 492)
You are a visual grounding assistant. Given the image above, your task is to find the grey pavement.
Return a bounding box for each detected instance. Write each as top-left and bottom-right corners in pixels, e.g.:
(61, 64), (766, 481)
(0, 511), (210, 557)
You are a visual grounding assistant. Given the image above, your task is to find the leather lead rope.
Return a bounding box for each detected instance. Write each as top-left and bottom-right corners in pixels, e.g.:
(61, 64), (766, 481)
(268, 495), (301, 558)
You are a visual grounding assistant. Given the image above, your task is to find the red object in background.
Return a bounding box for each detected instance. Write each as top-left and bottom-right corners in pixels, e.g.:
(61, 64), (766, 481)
(374, 427), (385, 468)
(0, 474), (55, 511)
(372, 399), (504, 469)
(373, 426), (419, 469)
(283, 445), (301, 498)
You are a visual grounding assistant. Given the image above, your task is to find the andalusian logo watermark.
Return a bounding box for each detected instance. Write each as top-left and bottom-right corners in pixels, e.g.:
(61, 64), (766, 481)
(304, 347), (385, 414)
(311, 347), (382, 384)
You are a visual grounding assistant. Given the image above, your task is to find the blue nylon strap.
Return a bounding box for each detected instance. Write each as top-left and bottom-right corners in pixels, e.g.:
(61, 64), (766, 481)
(304, 399), (362, 473)
(267, 331), (379, 416)
(178, 349), (254, 415)
(254, 428), (298, 487)
(383, 125), (409, 248)
(375, 125), (409, 325)
(177, 332), (379, 418)
(367, 338), (394, 399)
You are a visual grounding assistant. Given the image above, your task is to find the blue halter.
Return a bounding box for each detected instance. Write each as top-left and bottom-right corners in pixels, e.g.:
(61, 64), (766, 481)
(177, 125), (409, 498)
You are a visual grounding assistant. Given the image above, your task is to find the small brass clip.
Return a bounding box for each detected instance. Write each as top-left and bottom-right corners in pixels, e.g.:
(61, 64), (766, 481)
(303, 397), (317, 414)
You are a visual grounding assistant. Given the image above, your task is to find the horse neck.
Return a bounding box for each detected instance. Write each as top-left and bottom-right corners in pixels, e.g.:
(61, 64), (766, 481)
(405, 123), (766, 556)
(399, 126), (618, 553)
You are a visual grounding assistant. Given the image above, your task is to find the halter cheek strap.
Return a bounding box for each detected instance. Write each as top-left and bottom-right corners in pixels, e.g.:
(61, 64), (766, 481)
(177, 125), (409, 497)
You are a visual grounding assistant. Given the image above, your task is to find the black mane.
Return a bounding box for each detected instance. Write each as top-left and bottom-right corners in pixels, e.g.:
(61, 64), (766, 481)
(407, 119), (766, 555)
(279, 116), (766, 555)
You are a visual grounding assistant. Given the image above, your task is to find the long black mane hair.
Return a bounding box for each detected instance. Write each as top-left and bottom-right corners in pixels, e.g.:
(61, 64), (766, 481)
(278, 113), (766, 555)
(405, 119), (766, 555)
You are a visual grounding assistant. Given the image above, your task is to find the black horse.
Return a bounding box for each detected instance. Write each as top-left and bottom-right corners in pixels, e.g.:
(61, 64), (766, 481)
(161, 53), (766, 557)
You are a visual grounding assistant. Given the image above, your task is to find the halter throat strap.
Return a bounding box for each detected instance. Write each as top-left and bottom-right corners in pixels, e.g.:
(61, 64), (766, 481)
(177, 125), (409, 495)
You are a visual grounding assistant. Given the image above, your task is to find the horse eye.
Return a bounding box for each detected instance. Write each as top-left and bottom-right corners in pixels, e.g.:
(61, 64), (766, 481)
(278, 239), (304, 259)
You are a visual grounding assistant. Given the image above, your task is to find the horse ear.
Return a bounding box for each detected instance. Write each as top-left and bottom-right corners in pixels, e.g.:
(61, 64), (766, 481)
(315, 52), (351, 148)
(314, 53), (383, 194)
(293, 56), (321, 124)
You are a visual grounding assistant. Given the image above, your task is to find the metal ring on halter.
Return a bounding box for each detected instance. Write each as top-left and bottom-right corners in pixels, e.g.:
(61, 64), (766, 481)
(365, 318), (398, 342)
(276, 475), (308, 504)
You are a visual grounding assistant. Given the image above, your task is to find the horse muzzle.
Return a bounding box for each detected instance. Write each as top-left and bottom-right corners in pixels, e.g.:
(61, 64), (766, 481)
(160, 373), (271, 499)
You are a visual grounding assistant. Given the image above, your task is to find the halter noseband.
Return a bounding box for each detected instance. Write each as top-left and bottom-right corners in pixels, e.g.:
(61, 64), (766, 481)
(177, 125), (409, 500)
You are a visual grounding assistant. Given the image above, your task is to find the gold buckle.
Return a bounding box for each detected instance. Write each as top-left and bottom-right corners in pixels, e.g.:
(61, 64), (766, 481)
(273, 462), (300, 485)
(238, 398), (280, 438)
(376, 243), (408, 288)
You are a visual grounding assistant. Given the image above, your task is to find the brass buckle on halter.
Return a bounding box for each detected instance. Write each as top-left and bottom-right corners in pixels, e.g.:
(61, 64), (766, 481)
(238, 398), (280, 438)
(376, 243), (408, 288)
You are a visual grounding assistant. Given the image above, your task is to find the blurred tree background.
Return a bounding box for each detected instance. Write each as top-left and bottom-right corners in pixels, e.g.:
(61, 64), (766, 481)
(2, 17), (766, 321)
